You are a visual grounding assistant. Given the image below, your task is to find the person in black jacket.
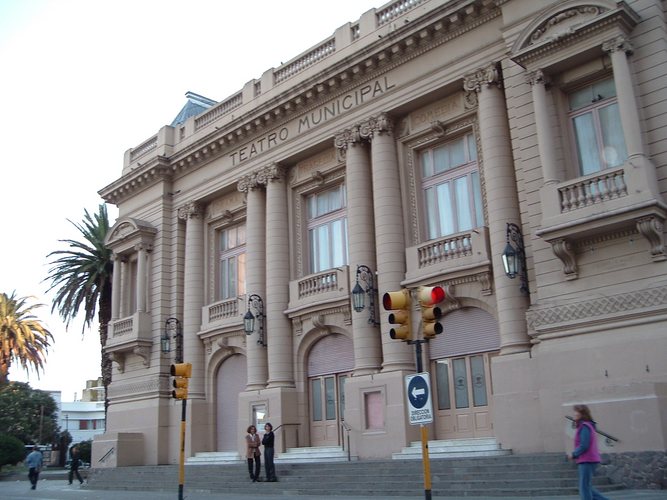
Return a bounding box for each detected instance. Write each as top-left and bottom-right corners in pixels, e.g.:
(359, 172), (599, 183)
(262, 423), (277, 482)
(68, 446), (84, 485)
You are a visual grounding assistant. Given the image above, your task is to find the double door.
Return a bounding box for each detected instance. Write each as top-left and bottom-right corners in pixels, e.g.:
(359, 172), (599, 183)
(431, 352), (495, 439)
(309, 372), (349, 446)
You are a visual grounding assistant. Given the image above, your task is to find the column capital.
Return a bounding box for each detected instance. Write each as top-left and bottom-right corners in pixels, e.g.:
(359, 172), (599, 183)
(133, 243), (152, 252)
(602, 34), (633, 55)
(463, 62), (502, 93)
(177, 201), (204, 220)
(334, 125), (363, 152)
(525, 69), (550, 87)
(237, 172), (262, 193)
(257, 162), (288, 184)
(359, 112), (393, 140)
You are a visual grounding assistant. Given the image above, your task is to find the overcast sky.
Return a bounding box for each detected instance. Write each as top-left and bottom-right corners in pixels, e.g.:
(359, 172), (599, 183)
(0, 0), (380, 402)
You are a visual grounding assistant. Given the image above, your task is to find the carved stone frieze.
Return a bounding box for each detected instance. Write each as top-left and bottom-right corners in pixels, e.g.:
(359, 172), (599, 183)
(636, 216), (666, 261)
(528, 6), (605, 46)
(551, 238), (578, 280)
(602, 34), (633, 55)
(526, 285), (667, 333)
(463, 63), (502, 93)
(108, 377), (165, 399)
(177, 201), (204, 220)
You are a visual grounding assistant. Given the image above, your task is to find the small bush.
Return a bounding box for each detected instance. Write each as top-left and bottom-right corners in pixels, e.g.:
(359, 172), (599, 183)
(74, 440), (92, 464)
(0, 434), (26, 470)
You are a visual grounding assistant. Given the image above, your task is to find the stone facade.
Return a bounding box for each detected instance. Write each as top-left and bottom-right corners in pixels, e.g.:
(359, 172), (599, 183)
(95, 0), (667, 467)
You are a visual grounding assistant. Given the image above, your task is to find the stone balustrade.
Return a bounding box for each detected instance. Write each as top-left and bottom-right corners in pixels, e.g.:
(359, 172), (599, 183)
(129, 135), (158, 162)
(111, 317), (133, 337)
(405, 227), (491, 283)
(287, 266), (350, 313)
(201, 297), (244, 331)
(194, 92), (243, 131)
(559, 168), (627, 212)
(377, 0), (425, 26)
(274, 38), (336, 84)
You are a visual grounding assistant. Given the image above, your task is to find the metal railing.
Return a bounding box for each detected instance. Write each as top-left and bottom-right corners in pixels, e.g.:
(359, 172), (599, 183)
(565, 416), (620, 447)
(341, 421), (352, 462)
(98, 446), (115, 463)
(273, 423), (300, 453)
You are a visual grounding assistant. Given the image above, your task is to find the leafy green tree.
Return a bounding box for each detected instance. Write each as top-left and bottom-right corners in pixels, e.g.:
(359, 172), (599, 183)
(0, 292), (53, 385)
(57, 430), (72, 467)
(45, 204), (113, 417)
(0, 433), (25, 470)
(0, 382), (58, 445)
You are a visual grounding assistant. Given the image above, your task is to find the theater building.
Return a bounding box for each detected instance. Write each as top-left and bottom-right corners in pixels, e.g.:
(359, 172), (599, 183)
(95, 0), (667, 466)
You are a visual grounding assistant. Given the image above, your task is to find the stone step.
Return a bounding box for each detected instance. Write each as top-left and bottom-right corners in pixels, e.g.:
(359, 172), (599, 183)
(275, 445), (356, 463)
(186, 451), (243, 464)
(393, 438), (512, 460)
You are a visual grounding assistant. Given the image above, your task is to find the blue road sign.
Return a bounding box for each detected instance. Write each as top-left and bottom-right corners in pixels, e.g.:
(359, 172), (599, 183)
(405, 372), (433, 425)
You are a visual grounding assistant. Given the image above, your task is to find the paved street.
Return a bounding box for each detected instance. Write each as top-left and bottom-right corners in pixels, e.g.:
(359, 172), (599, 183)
(2, 477), (667, 500)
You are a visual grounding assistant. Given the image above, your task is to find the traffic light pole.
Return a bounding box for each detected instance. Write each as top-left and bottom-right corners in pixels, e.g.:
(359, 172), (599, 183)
(178, 398), (186, 500)
(408, 339), (432, 500)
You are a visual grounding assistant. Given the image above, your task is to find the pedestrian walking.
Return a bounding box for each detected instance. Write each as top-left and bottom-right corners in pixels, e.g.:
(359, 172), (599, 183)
(567, 404), (610, 500)
(262, 422), (277, 482)
(245, 425), (261, 482)
(25, 445), (42, 490)
(68, 445), (85, 485)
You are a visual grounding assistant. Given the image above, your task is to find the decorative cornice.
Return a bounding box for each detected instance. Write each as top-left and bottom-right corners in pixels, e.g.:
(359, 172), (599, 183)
(463, 63), (501, 93)
(527, 285), (667, 334)
(602, 34), (633, 55)
(177, 201), (204, 220)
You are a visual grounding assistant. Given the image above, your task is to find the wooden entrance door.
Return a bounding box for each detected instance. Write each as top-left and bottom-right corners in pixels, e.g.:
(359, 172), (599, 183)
(309, 373), (348, 446)
(216, 354), (247, 451)
(431, 353), (495, 439)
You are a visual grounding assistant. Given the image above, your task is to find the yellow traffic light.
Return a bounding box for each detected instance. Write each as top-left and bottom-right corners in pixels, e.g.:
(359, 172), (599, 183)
(383, 289), (412, 341)
(418, 286), (445, 339)
(170, 363), (192, 400)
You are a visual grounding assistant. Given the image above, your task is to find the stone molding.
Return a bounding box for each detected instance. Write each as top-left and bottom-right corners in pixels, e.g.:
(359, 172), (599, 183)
(601, 34), (633, 55)
(108, 377), (168, 400)
(526, 285), (667, 334)
(525, 69), (550, 87)
(463, 63), (502, 93)
(177, 201), (204, 220)
(290, 304), (352, 336)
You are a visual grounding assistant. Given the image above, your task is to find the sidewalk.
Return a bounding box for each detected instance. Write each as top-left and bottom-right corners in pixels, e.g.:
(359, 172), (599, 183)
(1, 478), (667, 500)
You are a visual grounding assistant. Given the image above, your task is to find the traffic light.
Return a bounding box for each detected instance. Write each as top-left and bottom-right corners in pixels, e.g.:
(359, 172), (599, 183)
(170, 363), (192, 400)
(382, 289), (412, 341)
(418, 286), (445, 339)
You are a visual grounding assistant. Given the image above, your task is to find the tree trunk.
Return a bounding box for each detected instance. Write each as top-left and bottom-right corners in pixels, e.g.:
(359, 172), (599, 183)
(98, 278), (113, 424)
(0, 358), (9, 385)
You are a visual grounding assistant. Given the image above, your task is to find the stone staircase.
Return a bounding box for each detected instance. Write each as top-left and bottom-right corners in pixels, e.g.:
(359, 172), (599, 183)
(186, 451), (242, 465)
(393, 438), (511, 460)
(276, 445), (355, 463)
(87, 453), (624, 496)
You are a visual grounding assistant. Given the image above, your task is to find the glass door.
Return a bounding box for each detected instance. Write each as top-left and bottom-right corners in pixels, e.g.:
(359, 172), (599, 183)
(309, 372), (349, 446)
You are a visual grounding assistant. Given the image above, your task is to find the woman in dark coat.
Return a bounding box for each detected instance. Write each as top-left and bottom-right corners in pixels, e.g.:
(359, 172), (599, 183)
(245, 425), (261, 482)
(262, 422), (277, 482)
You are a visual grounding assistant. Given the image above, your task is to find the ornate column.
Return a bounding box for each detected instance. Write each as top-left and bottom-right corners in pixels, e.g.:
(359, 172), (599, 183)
(135, 244), (148, 313)
(111, 253), (121, 320)
(464, 63), (530, 355)
(527, 70), (561, 185)
(119, 259), (128, 318)
(360, 113), (413, 372)
(262, 163), (294, 388)
(334, 126), (382, 375)
(178, 201), (206, 397)
(238, 174), (268, 390)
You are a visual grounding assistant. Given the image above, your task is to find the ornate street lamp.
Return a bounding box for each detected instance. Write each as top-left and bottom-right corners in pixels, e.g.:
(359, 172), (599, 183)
(501, 223), (529, 295)
(244, 294), (265, 346)
(162, 317), (183, 362)
(351, 264), (379, 325)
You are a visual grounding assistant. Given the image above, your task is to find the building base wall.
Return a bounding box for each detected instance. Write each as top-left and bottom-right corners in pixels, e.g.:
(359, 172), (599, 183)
(92, 432), (144, 468)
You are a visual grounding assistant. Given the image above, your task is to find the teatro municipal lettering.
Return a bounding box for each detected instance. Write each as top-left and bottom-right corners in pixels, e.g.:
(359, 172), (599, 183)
(230, 76), (395, 166)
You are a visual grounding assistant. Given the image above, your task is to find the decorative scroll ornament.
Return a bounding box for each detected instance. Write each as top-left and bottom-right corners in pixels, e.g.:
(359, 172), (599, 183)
(636, 216), (666, 261)
(133, 346), (151, 367)
(525, 69), (550, 86)
(463, 63), (501, 93)
(551, 238), (578, 280)
(237, 172), (262, 193)
(333, 125), (362, 153)
(258, 162), (288, 184)
(602, 34), (633, 55)
(359, 112), (393, 140)
(177, 201), (204, 220)
(528, 6), (604, 45)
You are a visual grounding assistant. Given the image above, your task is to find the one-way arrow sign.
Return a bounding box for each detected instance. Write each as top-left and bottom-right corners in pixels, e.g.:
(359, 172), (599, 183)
(405, 373), (433, 425)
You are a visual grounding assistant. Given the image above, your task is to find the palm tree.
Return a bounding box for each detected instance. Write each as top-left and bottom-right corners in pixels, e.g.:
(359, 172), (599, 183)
(45, 204), (113, 416)
(0, 292), (53, 385)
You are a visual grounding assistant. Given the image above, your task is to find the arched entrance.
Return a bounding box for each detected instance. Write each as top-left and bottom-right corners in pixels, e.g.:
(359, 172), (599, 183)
(307, 333), (354, 446)
(216, 354), (247, 451)
(429, 307), (500, 439)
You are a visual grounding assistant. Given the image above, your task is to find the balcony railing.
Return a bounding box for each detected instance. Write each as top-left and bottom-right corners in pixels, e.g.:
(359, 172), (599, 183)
(376, 0), (425, 26)
(287, 266), (350, 313)
(559, 168), (627, 212)
(202, 297), (243, 330)
(129, 135), (158, 162)
(274, 38), (336, 84)
(405, 227), (491, 283)
(107, 312), (151, 346)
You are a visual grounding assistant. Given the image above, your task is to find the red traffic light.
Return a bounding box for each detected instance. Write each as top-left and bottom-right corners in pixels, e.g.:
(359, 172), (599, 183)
(383, 290), (409, 310)
(418, 286), (445, 306)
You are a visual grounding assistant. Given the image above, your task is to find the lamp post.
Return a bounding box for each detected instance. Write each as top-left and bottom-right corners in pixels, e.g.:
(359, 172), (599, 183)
(351, 264), (379, 325)
(244, 294), (265, 346)
(501, 223), (529, 295)
(162, 317), (183, 363)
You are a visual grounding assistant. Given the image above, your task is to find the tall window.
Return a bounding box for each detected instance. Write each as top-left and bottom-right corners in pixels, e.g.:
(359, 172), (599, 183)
(307, 185), (348, 273)
(218, 224), (246, 300)
(569, 78), (627, 176)
(421, 132), (484, 240)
